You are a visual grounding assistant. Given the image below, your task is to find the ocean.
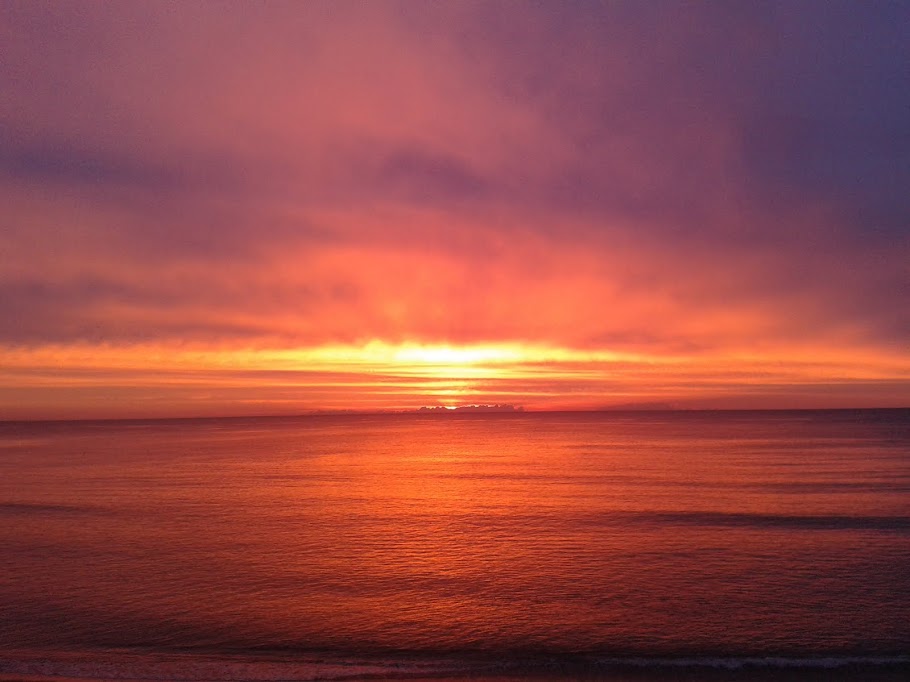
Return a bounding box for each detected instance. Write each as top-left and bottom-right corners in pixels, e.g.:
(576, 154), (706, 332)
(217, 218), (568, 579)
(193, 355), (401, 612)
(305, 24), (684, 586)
(1, 409), (909, 681)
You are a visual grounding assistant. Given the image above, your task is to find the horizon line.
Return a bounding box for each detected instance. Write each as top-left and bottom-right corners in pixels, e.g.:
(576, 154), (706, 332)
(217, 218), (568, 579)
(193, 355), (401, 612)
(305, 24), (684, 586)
(2, 405), (909, 425)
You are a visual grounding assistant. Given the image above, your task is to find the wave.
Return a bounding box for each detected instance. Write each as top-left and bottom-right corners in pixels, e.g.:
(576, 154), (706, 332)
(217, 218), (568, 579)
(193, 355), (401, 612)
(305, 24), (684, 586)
(594, 654), (910, 669)
(3, 649), (909, 682)
(604, 510), (910, 531)
(0, 501), (106, 515)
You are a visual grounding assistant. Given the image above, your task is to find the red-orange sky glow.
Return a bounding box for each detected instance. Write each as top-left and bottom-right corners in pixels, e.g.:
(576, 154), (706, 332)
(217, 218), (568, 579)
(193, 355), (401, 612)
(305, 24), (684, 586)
(1, 2), (908, 419)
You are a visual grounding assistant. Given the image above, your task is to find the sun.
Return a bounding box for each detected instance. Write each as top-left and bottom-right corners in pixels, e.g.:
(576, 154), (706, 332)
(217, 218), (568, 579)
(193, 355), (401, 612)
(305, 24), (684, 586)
(391, 345), (523, 366)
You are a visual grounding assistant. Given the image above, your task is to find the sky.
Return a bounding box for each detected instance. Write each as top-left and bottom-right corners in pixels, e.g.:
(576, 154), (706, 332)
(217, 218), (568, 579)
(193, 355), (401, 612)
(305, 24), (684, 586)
(1, 0), (909, 419)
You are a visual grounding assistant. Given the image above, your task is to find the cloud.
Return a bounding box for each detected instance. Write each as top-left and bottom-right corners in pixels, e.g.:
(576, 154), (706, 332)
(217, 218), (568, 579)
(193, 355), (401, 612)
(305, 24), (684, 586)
(1, 1), (908, 414)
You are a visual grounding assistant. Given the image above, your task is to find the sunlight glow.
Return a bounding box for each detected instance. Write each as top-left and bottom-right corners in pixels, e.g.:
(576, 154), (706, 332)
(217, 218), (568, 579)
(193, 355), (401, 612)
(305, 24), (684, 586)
(392, 345), (522, 365)
(2, 339), (908, 418)
(293, 341), (648, 369)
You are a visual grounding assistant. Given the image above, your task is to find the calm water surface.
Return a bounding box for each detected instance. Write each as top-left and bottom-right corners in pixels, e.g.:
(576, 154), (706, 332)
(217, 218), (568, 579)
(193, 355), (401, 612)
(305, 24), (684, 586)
(1, 410), (909, 680)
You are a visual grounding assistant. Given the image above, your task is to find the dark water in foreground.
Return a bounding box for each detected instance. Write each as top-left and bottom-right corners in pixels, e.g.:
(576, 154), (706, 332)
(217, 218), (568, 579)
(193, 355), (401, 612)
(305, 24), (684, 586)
(1, 409), (909, 681)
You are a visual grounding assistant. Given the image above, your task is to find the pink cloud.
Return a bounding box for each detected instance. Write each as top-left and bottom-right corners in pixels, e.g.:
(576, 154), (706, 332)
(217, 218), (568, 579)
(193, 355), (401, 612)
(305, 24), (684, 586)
(1, 2), (907, 416)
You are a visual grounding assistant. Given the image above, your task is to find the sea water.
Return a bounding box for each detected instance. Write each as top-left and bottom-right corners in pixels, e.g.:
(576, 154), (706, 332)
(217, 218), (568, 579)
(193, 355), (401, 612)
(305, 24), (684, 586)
(1, 410), (909, 680)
